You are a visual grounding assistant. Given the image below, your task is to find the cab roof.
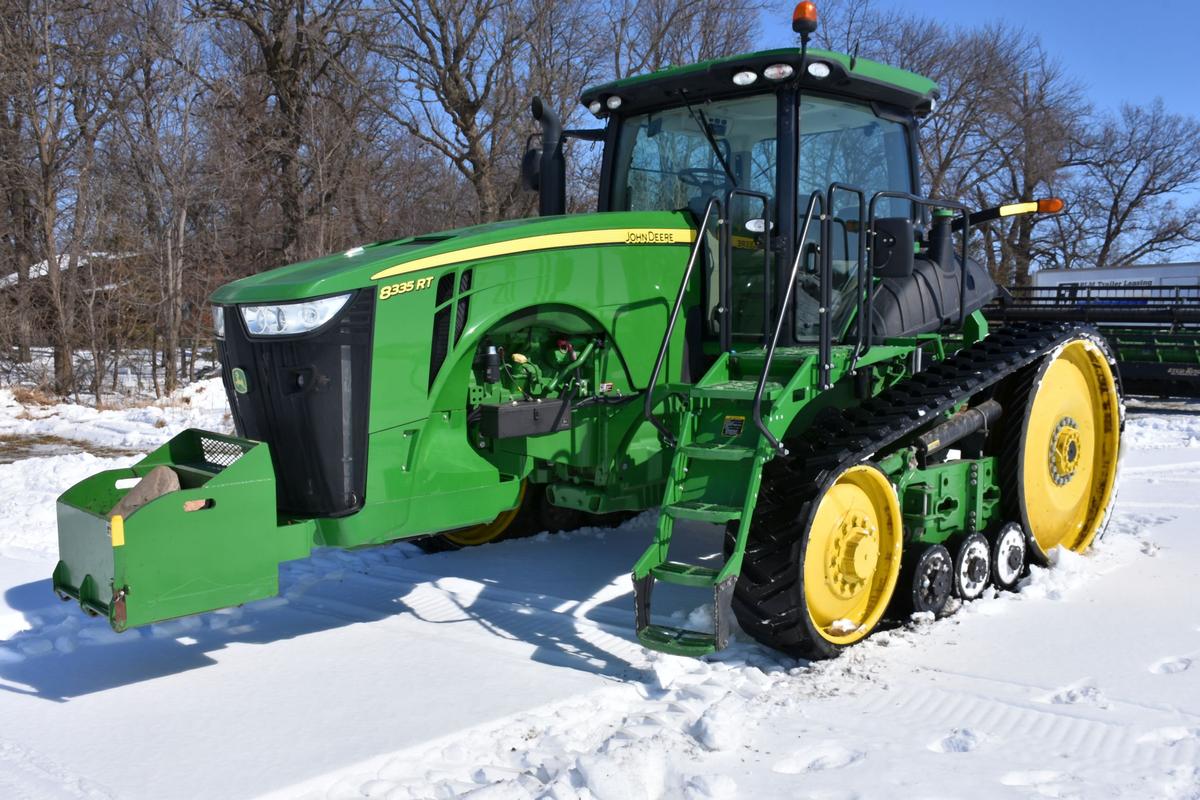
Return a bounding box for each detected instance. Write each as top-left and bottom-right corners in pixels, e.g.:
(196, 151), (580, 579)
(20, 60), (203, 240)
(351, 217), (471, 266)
(581, 47), (939, 117)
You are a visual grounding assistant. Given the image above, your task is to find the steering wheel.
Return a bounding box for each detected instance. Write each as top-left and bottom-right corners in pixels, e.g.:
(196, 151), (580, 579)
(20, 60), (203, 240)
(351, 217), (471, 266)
(678, 167), (730, 188)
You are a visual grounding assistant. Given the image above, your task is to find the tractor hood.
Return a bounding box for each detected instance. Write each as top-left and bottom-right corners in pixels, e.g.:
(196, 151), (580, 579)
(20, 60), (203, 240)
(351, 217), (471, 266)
(210, 211), (697, 305)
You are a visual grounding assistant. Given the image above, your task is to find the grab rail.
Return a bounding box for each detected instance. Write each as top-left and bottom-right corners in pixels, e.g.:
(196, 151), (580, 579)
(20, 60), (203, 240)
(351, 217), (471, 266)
(643, 196), (722, 447)
(752, 191), (824, 456)
(825, 183), (868, 385)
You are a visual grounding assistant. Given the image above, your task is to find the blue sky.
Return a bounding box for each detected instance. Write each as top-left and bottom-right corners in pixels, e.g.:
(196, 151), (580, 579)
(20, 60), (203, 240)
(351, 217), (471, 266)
(762, 0), (1200, 117)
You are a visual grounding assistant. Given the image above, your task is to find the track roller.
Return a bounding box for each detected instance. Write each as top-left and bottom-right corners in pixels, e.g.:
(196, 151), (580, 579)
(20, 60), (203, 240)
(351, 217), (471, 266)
(990, 522), (1026, 591)
(901, 543), (953, 617)
(952, 532), (991, 601)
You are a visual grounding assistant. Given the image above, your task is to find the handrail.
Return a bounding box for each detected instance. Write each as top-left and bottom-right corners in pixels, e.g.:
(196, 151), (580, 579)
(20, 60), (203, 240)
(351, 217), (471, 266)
(752, 190), (824, 456)
(643, 196), (722, 447)
(826, 183), (868, 375)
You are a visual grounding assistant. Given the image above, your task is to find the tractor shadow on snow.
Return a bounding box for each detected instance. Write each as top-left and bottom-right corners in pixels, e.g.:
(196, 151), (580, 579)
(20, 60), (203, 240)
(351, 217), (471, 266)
(0, 515), (733, 701)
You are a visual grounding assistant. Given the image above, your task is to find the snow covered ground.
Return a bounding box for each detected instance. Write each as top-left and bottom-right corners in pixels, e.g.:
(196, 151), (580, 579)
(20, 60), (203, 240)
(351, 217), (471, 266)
(0, 388), (1198, 799)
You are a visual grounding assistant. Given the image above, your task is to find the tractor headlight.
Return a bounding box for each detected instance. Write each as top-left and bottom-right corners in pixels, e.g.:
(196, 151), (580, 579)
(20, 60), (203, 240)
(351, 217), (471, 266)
(240, 293), (353, 337)
(212, 306), (225, 339)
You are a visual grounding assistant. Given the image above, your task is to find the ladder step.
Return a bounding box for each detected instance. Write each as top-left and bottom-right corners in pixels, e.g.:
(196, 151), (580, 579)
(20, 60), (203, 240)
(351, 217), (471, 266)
(691, 380), (782, 401)
(665, 500), (742, 523)
(636, 624), (720, 657)
(680, 442), (756, 461)
(650, 561), (721, 587)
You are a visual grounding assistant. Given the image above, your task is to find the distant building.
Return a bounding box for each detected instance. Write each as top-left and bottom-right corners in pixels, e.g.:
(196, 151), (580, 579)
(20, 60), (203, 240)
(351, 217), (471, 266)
(1031, 262), (1200, 289)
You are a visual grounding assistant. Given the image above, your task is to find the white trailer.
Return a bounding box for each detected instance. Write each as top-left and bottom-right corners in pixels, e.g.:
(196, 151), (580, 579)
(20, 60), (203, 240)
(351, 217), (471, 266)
(1032, 262), (1200, 289)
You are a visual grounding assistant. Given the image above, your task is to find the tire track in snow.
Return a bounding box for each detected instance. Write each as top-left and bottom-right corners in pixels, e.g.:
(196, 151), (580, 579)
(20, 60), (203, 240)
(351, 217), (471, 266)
(850, 679), (1200, 776)
(0, 737), (115, 799)
(1119, 501), (1200, 510)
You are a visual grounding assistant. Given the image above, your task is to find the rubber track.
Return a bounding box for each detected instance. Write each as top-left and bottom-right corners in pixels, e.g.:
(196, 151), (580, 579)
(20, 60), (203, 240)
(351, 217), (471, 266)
(726, 321), (1097, 660)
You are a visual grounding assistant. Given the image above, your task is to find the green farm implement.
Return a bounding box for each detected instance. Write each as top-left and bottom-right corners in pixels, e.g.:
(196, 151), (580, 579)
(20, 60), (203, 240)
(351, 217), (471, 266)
(53, 3), (1123, 659)
(987, 284), (1200, 397)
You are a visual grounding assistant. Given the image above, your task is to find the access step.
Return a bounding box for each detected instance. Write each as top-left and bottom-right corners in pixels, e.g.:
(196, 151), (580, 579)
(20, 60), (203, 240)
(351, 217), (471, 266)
(664, 500), (742, 523)
(680, 442), (756, 461)
(691, 380), (782, 401)
(650, 560), (720, 587)
(636, 624), (721, 656)
(633, 571), (738, 657)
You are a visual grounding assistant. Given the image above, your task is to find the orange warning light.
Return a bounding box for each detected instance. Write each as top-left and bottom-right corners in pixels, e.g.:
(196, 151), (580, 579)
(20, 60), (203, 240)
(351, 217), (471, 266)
(793, 2), (818, 35)
(1037, 197), (1065, 214)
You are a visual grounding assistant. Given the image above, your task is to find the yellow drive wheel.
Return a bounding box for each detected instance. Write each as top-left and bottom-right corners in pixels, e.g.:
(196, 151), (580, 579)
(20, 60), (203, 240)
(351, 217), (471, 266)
(444, 481), (529, 547)
(417, 481), (531, 552)
(800, 464), (905, 648)
(1006, 336), (1121, 562)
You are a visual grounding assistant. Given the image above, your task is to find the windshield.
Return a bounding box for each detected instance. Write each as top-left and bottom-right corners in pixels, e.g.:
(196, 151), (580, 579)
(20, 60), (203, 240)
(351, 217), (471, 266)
(610, 94), (778, 215)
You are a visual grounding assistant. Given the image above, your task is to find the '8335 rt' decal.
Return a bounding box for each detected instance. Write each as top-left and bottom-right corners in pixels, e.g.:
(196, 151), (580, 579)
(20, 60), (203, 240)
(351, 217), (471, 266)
(379, 276), (434, 300)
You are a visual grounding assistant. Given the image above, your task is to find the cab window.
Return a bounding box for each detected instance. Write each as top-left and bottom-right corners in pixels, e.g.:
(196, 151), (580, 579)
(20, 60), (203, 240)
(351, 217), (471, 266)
(795, 96), (913, 340)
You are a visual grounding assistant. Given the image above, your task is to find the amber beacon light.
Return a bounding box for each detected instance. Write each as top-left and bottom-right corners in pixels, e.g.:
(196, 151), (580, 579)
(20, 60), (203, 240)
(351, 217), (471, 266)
(793, 1), (819, 35)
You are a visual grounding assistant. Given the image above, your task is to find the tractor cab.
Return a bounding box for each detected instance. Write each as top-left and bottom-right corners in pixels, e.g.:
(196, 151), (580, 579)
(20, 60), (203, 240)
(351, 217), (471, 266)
(601, 89), (920, 347)
(526, 35), (1004, 398)
(517, 3), (1006, 386)
(571, 38), (947, 363)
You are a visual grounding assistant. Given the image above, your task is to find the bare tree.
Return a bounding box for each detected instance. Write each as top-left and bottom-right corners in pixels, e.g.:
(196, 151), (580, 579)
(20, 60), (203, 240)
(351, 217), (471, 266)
(977, 39), (1087, 284)
(1073, 100), (1200, 266)
(374, 0), (530, 222)
(190, 0), (365, 262)
(0, 1), (128, 395)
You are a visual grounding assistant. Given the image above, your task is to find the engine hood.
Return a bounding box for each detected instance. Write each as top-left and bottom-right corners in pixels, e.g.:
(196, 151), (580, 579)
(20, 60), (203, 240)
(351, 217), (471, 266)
(210, 211), (697, 305)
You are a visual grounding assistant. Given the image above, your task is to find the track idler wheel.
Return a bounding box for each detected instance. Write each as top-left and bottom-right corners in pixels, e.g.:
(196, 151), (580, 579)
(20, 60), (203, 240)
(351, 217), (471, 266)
(998, 335), (1121, 563)
(990, 522), (1027, 591)
(952, 532), (991, 601)
(901, 543), (953, 617)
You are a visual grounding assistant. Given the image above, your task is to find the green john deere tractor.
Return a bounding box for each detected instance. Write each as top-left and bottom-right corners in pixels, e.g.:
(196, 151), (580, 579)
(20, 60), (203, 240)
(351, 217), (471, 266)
(52, 5), (1122, 659)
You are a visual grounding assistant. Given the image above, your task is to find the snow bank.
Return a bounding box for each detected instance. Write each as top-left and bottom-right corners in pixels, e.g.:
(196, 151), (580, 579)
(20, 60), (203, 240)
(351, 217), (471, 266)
(0, 452), (136, 560)
(0, 378), (230, 452)
(1124, 412), (1200, 449)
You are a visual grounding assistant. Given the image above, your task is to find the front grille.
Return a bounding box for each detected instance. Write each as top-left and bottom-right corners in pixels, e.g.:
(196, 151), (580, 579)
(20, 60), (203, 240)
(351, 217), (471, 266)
(217, 290), (375, 517)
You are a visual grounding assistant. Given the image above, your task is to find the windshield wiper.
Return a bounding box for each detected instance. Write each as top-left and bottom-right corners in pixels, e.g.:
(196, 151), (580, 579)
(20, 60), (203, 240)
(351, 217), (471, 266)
(679, 90), (737, 187)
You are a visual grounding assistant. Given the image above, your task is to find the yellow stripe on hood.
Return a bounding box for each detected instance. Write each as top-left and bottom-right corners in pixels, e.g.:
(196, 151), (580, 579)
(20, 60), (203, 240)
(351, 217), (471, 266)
(370, 227), (696, 282)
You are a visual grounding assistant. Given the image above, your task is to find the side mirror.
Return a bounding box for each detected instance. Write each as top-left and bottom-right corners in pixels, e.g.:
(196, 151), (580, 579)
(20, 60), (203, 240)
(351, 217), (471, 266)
(872, 217), (915, 279)
(521, 146), (541, 191)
